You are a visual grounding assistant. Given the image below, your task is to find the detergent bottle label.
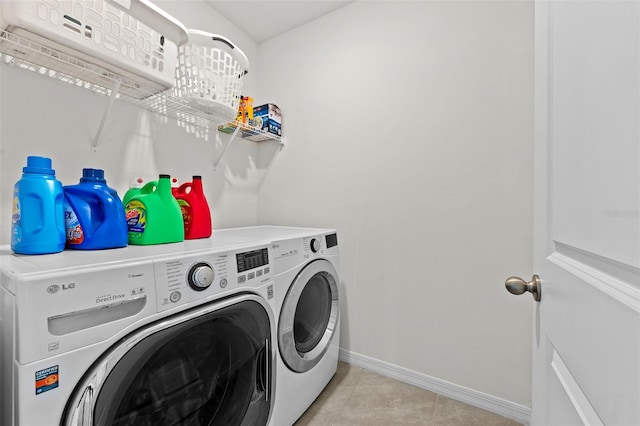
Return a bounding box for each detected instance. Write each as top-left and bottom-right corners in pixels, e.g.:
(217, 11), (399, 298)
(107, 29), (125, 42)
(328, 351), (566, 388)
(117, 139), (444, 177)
(64, 200), (84, 244)
(125, 200), (147, 237)
(12, 189), (20, 225)
(11, 188), (22, 245)
(177, 199), (192, 235)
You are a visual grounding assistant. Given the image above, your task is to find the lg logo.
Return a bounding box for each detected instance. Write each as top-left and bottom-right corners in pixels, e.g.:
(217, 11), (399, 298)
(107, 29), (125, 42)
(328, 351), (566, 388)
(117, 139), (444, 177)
(46, 283), (76, 294)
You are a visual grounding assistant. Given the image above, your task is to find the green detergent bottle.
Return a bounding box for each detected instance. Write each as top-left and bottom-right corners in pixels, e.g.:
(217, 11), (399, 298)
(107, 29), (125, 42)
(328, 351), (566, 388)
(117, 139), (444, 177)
(125, 174), (184, 245)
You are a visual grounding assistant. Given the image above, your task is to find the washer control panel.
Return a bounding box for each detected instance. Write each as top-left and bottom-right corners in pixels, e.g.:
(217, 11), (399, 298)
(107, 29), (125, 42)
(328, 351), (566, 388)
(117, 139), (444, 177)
(154, 245), (272, 312)
(235, 247), (270, 283)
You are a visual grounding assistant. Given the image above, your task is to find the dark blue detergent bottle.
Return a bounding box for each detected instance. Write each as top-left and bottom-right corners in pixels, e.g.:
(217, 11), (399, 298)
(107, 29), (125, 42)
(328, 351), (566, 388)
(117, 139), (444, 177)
(63, 168), (128, 250)
(11, 156), (66, 255)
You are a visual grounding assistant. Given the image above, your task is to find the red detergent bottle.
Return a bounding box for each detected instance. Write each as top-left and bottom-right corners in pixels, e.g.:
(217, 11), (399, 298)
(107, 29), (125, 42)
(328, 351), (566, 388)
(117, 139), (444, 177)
(174, 176), (212, 239)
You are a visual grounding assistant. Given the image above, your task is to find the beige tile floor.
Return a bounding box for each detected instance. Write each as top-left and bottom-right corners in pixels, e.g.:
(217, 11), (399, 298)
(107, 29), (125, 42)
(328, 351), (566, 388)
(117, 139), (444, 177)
(294, 362), (524, 426)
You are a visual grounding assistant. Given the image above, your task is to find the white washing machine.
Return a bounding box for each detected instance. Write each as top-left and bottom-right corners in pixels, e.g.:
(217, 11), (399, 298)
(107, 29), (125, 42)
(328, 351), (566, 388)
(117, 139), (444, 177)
(0, 236), (277, 426)
(217, 226), (341, 426)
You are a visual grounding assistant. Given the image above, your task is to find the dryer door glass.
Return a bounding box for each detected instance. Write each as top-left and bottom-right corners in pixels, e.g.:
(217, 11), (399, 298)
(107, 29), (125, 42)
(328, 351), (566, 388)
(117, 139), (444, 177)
(295, 273), (332, 353)
(65, 298), (272, 426)
(279, 259), (339, 373)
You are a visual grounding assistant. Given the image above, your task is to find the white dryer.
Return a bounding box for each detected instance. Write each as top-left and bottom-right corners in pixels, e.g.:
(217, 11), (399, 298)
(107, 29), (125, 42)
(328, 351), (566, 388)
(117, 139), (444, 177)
(217, 226), (341, 426)
(0, 236), (277, 426)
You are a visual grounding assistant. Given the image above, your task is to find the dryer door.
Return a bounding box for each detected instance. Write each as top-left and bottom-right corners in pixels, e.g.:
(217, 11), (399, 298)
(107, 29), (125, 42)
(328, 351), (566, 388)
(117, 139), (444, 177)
(62, 294), (273, 426)
(279, 259), (339, 373)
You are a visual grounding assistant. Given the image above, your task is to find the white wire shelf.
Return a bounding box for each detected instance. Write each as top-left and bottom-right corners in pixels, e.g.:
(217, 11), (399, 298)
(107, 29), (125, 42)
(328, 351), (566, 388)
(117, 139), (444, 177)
(217, 120), (283, 143)
(0, 29), (233, 128)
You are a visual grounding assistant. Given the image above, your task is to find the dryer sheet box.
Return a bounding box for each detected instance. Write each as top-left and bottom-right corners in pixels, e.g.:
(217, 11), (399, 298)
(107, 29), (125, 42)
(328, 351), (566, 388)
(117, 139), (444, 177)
(243, 103), (282, 141)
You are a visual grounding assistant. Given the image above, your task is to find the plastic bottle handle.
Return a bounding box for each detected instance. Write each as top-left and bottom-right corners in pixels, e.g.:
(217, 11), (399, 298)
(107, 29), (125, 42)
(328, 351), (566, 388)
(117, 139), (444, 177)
(141, 181), (158, 194)
(85, 193), (106, 236)
(39, 193), (52, 234)
(177, 182), (192, 195)
(102, 195), (122, 226)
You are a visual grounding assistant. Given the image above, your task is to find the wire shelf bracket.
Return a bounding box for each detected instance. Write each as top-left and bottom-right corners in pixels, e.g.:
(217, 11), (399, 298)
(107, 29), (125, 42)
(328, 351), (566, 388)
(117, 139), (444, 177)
(213, 124), (241, 170)
(92, 77), (122, 153)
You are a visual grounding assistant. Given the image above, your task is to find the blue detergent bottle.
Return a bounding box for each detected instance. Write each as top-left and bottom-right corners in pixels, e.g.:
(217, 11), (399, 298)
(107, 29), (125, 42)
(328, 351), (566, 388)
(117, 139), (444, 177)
(11, 156), (66, 255)
(63, 168), (128, 250)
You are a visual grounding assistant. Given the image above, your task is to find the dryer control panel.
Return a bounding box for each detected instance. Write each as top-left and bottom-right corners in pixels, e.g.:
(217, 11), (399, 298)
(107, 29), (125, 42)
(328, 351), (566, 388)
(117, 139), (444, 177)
(303, 233), (338, 258)
(154, 246), (273, 312)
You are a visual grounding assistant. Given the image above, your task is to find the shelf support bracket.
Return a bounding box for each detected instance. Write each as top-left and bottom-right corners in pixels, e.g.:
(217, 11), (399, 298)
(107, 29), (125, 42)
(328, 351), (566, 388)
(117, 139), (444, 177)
(92, 77), (122, 152)
(213, 123), (241, 169)
(257, 137), (285, 189)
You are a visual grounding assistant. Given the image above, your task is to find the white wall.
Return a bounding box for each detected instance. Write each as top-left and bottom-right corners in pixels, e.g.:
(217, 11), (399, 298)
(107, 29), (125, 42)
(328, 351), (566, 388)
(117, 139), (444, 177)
(1, 0), (536, 413)
(0, 0), (260, 243)
(257, 1), (534, 407)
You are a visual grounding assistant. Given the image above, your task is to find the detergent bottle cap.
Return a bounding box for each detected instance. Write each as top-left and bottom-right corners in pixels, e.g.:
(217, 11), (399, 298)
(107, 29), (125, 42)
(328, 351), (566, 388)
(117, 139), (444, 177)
(23, 156), (55, 175)
(80, 168), (106, 183)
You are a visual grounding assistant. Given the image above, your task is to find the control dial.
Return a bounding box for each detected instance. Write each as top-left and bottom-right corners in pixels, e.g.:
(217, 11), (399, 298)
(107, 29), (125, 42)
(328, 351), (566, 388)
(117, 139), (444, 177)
(310, 238), (321, 253)
(188, 263), (214, 291)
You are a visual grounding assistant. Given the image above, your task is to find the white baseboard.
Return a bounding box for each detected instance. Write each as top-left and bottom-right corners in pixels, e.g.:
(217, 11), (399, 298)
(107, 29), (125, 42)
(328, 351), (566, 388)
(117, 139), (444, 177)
(339, 348), (531, 425)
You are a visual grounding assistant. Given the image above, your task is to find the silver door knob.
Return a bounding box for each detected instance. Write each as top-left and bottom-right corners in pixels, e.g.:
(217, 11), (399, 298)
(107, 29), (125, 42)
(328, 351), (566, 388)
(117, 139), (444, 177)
(505, 275), (541, 301)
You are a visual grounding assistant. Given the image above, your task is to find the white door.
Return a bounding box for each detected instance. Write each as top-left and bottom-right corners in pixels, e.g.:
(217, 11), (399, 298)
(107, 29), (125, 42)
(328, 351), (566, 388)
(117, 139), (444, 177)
(508, 1), (640, 425)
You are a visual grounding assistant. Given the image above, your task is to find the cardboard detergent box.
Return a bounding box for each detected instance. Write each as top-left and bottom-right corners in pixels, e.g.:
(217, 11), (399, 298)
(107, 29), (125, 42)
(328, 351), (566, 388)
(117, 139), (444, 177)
(242, 103), (282, 141)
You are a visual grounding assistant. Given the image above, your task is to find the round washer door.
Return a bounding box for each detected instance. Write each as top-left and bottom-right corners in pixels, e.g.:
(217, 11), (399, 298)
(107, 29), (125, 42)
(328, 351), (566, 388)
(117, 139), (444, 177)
(279, 259), (339, 373)
(62, 295), (273, 426)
